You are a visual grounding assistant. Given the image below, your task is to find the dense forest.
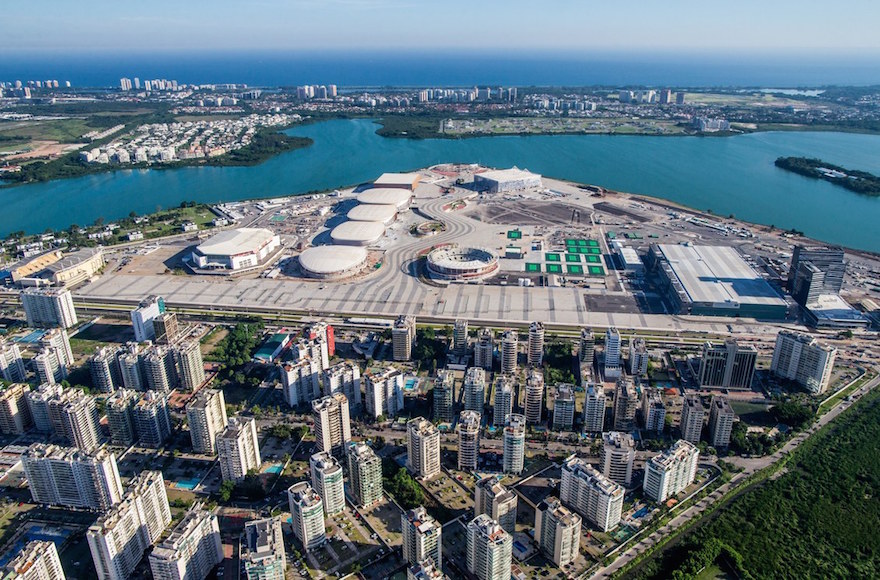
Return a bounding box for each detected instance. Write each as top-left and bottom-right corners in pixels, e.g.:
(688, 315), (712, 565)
(775, 156), (880, 196)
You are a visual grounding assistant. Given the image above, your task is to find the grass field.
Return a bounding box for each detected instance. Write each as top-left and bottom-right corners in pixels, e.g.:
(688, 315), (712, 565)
(0, 118), (97, 144)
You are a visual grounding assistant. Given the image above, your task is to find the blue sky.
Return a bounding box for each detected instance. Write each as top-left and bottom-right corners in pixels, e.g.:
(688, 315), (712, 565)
(4, 0), (880, 53)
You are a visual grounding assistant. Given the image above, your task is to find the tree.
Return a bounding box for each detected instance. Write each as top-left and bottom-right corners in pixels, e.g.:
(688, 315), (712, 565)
(373, 436), (385, 450)
(219, 480), (235, 502)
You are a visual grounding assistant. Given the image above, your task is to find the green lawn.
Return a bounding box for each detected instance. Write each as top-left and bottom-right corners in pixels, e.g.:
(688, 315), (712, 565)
(0, 118), (98, 143)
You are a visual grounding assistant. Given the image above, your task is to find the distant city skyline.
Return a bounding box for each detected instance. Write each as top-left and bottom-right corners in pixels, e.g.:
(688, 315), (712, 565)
(5, 1), (880, 53)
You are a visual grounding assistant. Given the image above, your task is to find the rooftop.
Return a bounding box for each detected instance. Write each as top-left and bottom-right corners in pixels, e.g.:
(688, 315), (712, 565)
(299, 245), (367, 275)
(195, 227), (276, 257)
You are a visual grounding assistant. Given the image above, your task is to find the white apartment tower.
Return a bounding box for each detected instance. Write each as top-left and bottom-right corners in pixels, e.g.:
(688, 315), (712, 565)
(309, 451), (345, 516)
(535, 497), (582, 568)
(149, 509), (223, 580)
(407, 417), (441, 478)
(524, 367), (544, 424)
(347, 442), (383, 508)
(475, 477), (518, 535)
(552, 384), (575, 431)
(613, 378), (638, 432)
(708, 396), (736, 449)
(5, 540), (65, 580)
(458, 410), (481, 471)
(134, 390), (172, 448)
(604, 327), (621, 379)
(24, 383), (62, 433)
(0, 383), (32, 435)
(288, 482), (326, 550)
(453, 319), (469, 355)
(628, 338), (649, 376)
(474, 329), (494, 370)
(0, 340), (27, 383)
(130, 295), (165, 342)
(105, 389), (138, 446)
(402, 507), (442, 568)
(21, 287), (78, 328)
(88, 346), (121, 393)
(492, 374), (515, 426)
(242, 517), (287, 579)
(466, 514), (513, 580)
(432, 370), (454, 423)
(527, 321), (545, 367)
(281, 358), (321, 408)
(22, 444), (123, 510)
(582, 383), (606, 433)
(641, 388), (666, 433)
(365, 366), (404, 419)
(57, 391), (101, 452)
(217, 417), (261, 482)
(601, 431), (635, 486)
(464, 367), (486, 412)
(579, 328), (595, 367)
(175, 341), (206, 390)
(186, 388), (228, 454)
(503, 414), (526, 475)
(322, 361), (361, 414)
(680, 394), (705, 444)
(643, 440), (700, 503)
(770, 330), (837, 394)
(393, 315), (417, 361)
(499, 330), (518, 374)
(560, 455), (624, 532)
(312, 393), (351, 457)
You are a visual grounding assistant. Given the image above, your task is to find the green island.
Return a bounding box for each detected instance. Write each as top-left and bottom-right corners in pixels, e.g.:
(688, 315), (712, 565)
(623, 387), (880, 580)
(775, 156), (880, 196)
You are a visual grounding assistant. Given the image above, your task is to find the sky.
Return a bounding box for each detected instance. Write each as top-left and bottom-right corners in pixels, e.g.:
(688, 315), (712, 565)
(4, 0), (880, 54)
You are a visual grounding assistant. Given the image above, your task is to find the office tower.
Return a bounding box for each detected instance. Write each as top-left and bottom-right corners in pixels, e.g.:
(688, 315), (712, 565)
(697, 340), (757, 390)
(628, 338), (649, 376)
(458, 410), (481, 471)
(175, 341), (205, 390)
(152, 312), (179, 344)
(364, 366), (404, 419)
(131, 295), (166, 342)
(106, 389), (138, 445)
(304, 321), (336, 357)
(641, 388), (666, 433)
(217, 417), (261, 481)
(402, 507), (442, 568)
(134, 391), (172, 448)
(322, 360), (361, 413)
(432, 370), (454, 422)
(21, 287), (78, 328)
(393, 315), (417, 361)
(552, 384), (575, 431)
(407, 417), (440, 478)
(149, 509), (223, 580)
(604, 327), (621, 379)
(582, 383), (605, 433)
(524, 368), (544, 424)
(453, 319), (469, 355)
(475, 477), (518, 535)
(527, 321), (545, 367)
(534, 497), (582, 568)
(287, 482), (326, 550)
(559, 456), (625, 532)
(601, 432), (635, 486)
(613, 378), (638, 432)
(788, 245), (846, 305)
(4, 540), (65, 580)
(643, 440), (700, 503)
(463, 367), (486, 412)
(117, 343), (143, 391)
(33, 348), (65, 385)
(312, 393), (351, 457)
(407, 559), (446, 580)
(492, 375), (515, 426)
(281, 358), (321, 408)
(474, 329), (494, 370)
(0, 383), (32, 435)
(708, 396), (736, 449)
(57, 391), (101, 452)
(499, 330), (518, 374)
(186, 388), (227, 454)
(142, 345), (177, 391)
(242, 517), (287, 578)
(502, 414), (526, 475)
(579, 328), (595, 367)
(771, 330), (838, 394)
(310, 452), (345, 516)
(680, 394), (705, 444)
(0, 340), (27, 382)
(22, 444), (123, 510)
(347, 442), (383, 508)
(466, 514), (512, 580)
(89, 346), (121, 393)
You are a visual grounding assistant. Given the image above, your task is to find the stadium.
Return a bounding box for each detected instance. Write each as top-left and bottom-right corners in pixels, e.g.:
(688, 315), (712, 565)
(346, 203), (398, 225)
(474, 167), (542, 193)
(298, 246), (368, 280)
(357, 188), (412, 210)
(426, 246), (500, 281)
(330, 221), (386, 246)
(190, 228), (281, 271)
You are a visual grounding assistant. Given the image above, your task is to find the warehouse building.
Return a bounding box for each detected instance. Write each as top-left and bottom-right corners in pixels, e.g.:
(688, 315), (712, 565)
(474, 167), (542, 193)
(190, 228), (281, 271)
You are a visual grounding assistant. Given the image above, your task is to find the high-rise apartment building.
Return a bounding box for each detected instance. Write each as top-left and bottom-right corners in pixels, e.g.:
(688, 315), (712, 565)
(499, 330), (518, 374)
(175, 341), (205, 390)
(770, 330), (837, 394)
(152, 312), (179, 345)
(679, 394), (705, 444)
(643, 440), (700, 503)
(288, 482), (326, 550)
(364, 366), (404, 419)
(24, 383), (61, 433)
(432, 370), (454, 422)
(466, 514), (512, 580)
(117, 343), (144, 391)
(601, 432), (635, 487)
(402, 507), (442, 568)
(475, 477), (518, 535)
(560, 455), (624, 532)
(641, 388), (666, 433)
(604, 328), (621, 379)
(453, 319), (469, 355)
(88, 346), (121, 393)
(309, 452), (345, 516)
(217, 417), (261, 481)
(697, 340), (757, 390)
(552, 384), (576, 431)
(458, 410), (481, 471)
(407, 418), (440, 478)
(406, 559), (446, 580)
(32, 348), (66, 385)
(0, 340), (27, 383)
(628, 338), (649, 376)
(312, 393), (351, 457)
(281, 358), (321, 408)
(613, 378), (638, 432)
(131, 295), (166, 342)
(4, 540), (65, 580)
(21, 287), (78, 329)
(463, 367), (487, 412)
(186, 388), (227, 454)
(579, 328), (595, 367)
(142, 345), (177, 391)
(708, 396), (736, 449)
(134, 390), (172, 448)
(242, 517), (287, 578)
(56, 390), (101, 452)
(527, 321), (545, 367)
(524, 368), (544, 424)
(582, 383), (605, 433)
(535, 497), (582, 568)
(0, 383), (32, 435)
(40, 328), (73, 370)
(347, 442), (383, 508)
(149, 509), (223, 580)
(502, 414), (526, 475)
(492, 375), (515, 427)
(22, 444), (123, 510)
(393, 315), (417, 361)
(474, 329), (494, 370)
(106, 389), (138, 446)
(322, 361), (361, 414)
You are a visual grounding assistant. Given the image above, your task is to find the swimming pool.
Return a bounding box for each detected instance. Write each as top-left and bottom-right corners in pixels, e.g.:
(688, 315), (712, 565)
(0, 525), (72, 567)
(14, 329), (46, 344)
(404, 378), (417, 391)
(264, 464), (283, 475)
(176, 477), (201, 490)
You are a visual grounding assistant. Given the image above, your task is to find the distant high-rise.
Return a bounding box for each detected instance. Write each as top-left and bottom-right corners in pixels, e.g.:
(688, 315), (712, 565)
(288, 483), (326, 550)
(186, 388), (227, 454)
(347, 443), (383, 508)
(475, 477), (518, 535)
(560, 455), (624, 532)
(527, 321), (545, 367)
(463, 367), (486, 412)
(312, 393), (351, 457)
(134, 390), (172, 448)
(474, 329), (494, 370)
(453, 319), (469, 355)
(88, 346), (121, 393)
(393, 315), (417, 361)
(458, 410), (481, 471)
(641, 388), (666, 433)
(535, 497), (581, 568)
(466, 514), (512, 580)
(579, 328), (595, 367)
(175, 341), (205, 390)
(788, 245), (846, 306)
(432, 370), (454, 422)
(322, 361), (361, 414)
(217, 417), (261, 481)
(22, 444), (123, 510)
(613, 378), (638, 432)
(402, 507), (442, 568)
(152, 312), (179, 344)
(131, 295), (166, 342)
(770, 330), (837, 394)
(697, 340), (757, 390)
(552, 384), (575, 431)
(0, 340), (27, 383)
(149, 509), (223, 580)
(499, 330), (518, 374)
(492, 375), (515, 427)
(708, 396), (736, 449)
(5, 540), (65, 580)
(582, 383), (605, 433)
(604, 328), (621, 379)
(242, 517), (287, 578)
(679, 394), (705, 444)
(0, 383), (32, 435)
(21, 287), (78, 329)
(628, 338), (649, 376)
(364, 366), (404, 419)
(407, 418), (440, 478)
(601, 432), (635, 486)
(643, 440), (699, 503)
(524, 368), (544, 424)
(310, 452), (345, 516)
(502, 414), (526, 475)
(106, 389), (138, 446)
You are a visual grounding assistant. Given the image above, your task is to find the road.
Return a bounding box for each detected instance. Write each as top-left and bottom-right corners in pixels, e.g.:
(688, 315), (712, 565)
(587, 368), (880, 579)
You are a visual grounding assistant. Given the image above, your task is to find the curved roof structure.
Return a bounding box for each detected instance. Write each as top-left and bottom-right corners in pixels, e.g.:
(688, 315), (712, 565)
(330, 221), (386, 246)
(347, 204), (398, 224)
(357, 188), (412, 209)
(195, 228), (277, 257)
(299, 246), (367, 278)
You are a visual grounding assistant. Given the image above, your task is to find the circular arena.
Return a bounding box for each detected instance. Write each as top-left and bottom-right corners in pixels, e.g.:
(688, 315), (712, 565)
(330, 221), (386, 246)
(357, 188), (412, 210)
(299, 246), (368, 280)
(426, 246), (500, 281)
(347, 203), (398, 225)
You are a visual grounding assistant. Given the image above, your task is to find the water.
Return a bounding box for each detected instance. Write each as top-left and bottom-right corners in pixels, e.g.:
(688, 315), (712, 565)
(3, 118), (880, 251)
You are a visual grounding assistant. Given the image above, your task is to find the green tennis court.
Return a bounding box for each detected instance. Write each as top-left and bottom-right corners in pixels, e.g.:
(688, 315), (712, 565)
(567, 264), (584, 275)
(565, 254), (581, 263)
(507, 230), (522, 239)
(588, 265), (605, 276)
(585, 254), (601, 263)
(546, 263), (563, 274)
(525, 263), (541, 273)
(587, 239), (599, 247)
(545, 253), (561, 262)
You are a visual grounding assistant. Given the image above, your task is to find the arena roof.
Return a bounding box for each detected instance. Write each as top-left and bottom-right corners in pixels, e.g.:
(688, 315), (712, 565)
(347, 204), (398, 224)
(357, 189), (412, 209)
(299, 246), (368, 275)
(195, 228), (276, 257)
(373, 172), (421, 189)
(656, 244), (786, 307)
(476, 167), (541, 182)
(330, 221), (386, 245)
